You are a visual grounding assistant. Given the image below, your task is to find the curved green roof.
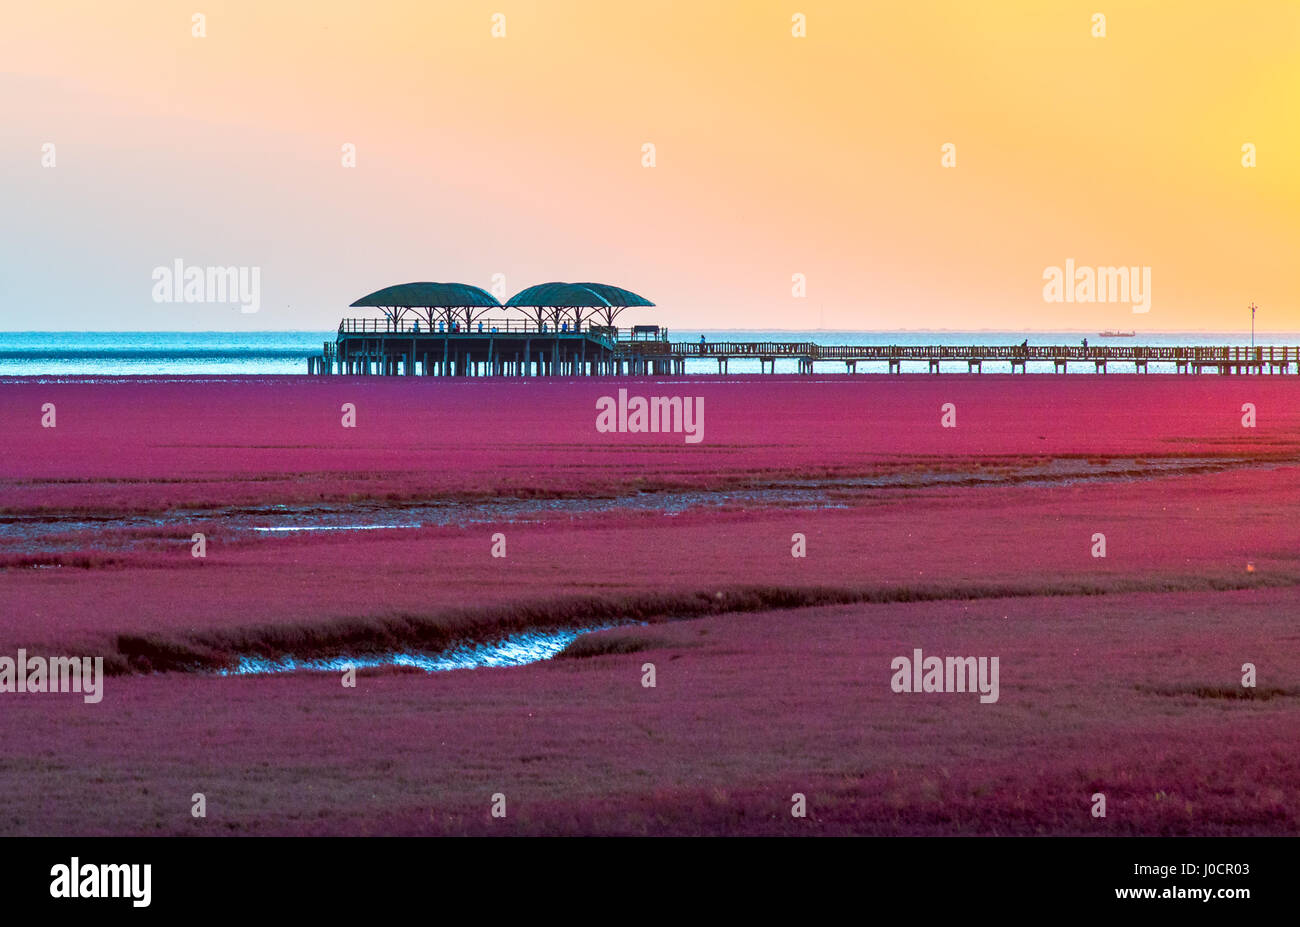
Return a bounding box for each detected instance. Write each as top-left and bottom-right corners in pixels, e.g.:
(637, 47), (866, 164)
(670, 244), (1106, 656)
(350, 282), (501, 308)
(571, 282), (655, 307)
(504, 282), (654, 308)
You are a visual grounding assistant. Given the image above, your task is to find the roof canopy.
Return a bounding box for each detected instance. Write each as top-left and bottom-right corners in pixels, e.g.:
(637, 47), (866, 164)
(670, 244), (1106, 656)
(350, 282), (501, 308)
(504, 282), (654, 308)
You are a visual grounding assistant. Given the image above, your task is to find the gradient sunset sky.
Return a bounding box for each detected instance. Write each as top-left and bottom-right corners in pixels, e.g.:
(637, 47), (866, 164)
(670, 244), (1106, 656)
(2, 1), (1296, 331)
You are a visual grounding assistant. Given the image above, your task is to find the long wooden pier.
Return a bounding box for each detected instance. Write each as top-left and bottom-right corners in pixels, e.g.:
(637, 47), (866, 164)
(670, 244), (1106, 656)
(655, 342), (1300, 375)
(309, 322), (1300, 376)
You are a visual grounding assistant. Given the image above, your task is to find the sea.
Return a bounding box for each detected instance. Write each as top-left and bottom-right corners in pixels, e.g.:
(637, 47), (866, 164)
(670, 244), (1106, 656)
(1, 331), (1295, 377)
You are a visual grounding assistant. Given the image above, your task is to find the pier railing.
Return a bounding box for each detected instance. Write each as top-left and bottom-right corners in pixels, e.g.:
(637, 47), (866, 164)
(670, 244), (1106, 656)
(656, 343), (1300, 363)
(314, 327), (1300, 375)
(337, 317), (616, 336)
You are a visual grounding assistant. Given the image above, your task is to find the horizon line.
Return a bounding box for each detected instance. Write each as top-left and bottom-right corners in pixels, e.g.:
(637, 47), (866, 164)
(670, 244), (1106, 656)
(3, 328), (1296, 336)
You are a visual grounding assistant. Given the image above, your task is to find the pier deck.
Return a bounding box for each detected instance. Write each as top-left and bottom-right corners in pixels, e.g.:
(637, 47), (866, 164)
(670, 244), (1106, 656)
(309, 323), (1300, 376)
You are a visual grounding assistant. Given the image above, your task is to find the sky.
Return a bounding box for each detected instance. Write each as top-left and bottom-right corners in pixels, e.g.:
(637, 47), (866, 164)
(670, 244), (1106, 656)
(1, 1), (1297, 332)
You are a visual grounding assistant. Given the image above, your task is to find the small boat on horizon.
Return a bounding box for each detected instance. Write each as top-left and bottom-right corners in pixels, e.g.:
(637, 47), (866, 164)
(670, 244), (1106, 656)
(1098, 330), (1136, 337)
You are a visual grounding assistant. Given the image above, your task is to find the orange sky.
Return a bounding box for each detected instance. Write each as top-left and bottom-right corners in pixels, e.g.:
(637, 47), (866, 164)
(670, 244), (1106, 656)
(2, 1), (1297, 331)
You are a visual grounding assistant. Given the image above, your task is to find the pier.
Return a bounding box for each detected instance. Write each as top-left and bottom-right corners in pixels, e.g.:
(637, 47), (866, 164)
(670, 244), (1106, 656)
(318, 318), (650, 377)
(309, 282), (1300, 376)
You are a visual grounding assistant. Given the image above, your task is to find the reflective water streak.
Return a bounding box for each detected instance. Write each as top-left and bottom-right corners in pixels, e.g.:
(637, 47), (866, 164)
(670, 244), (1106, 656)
(218, 623), (636, 676)
(251, 523), (421, 533)
(7, 455), (1274, 554)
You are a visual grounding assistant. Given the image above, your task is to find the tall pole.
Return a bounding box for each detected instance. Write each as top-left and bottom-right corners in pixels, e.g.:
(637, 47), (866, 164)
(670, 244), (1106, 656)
(1249, 302), (1257, 348)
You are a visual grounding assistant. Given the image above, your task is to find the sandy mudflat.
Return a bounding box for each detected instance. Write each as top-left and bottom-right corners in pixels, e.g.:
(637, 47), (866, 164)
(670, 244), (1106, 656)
(0, 374), (1297, 834)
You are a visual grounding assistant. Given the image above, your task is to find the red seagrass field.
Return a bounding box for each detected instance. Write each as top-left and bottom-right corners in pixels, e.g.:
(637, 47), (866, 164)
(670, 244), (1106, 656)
(1, 373), (1298, 835)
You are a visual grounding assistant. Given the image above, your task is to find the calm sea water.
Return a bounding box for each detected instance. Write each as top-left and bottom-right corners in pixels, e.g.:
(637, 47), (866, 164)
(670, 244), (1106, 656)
(2, 331), (1296, 376)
